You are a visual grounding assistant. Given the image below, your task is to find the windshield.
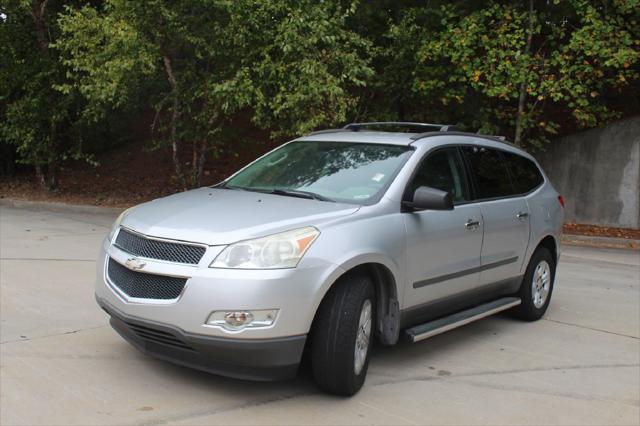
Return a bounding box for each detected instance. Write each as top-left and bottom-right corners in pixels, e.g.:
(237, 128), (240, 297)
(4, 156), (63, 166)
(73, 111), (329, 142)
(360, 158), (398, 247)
(224, 141), (413, 205)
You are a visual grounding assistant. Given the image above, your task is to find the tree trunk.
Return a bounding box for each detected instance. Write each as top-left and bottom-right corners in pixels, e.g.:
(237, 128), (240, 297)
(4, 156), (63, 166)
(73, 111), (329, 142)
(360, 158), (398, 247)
(45, 123), (60, 191)
(162, 55), (188, 190)
(514, 0), (535, 146)
(35, 164), (46, 187)
(46, 165), (59, 192)
(195, 139), (208, 187)
(0, 144), (16, 176)
(32, 0), (49, 54)
(33, 0), (61, 191)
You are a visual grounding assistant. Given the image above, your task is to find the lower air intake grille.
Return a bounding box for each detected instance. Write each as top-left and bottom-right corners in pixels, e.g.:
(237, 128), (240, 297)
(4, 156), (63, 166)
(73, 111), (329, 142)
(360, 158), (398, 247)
(123, 321), (194, 351)
(107, 258), (187, 300)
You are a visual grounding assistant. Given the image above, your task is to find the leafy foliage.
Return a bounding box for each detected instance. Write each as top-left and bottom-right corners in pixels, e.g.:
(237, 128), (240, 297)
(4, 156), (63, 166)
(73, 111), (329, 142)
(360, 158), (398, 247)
(1, 0), (78, 189)
(369, 0), (640, 146)
(1, 0), (638, 189)
(52, 0), (372, 188)
(221, 0), (373, 136)
(0, 0), (136, 188)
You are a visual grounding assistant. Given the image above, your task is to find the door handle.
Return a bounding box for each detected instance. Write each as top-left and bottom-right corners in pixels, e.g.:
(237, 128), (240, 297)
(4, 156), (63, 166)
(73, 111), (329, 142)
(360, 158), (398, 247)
(516, 211), (529, 220)
(465, 219), (480, 230)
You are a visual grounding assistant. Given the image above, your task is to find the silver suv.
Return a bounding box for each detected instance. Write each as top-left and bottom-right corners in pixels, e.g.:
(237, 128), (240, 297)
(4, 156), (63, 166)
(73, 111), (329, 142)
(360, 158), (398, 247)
(96, 122), (564, 395)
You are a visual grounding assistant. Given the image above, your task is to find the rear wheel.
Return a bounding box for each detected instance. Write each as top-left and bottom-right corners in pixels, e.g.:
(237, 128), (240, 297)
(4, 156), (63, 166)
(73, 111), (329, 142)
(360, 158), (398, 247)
(311, 274), (375, 396)
(513, 247), (556, 321)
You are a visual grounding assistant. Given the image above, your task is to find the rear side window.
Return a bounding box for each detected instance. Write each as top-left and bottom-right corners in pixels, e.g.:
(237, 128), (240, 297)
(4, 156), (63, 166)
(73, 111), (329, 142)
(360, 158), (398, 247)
(503, 152), (544, 194)
(461, 146), (513, 199)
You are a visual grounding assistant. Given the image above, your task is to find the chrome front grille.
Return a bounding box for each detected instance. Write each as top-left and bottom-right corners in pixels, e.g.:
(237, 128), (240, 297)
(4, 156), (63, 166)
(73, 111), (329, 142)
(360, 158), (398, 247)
(107, 258), (187, 300)
(114, 228), (206, 265)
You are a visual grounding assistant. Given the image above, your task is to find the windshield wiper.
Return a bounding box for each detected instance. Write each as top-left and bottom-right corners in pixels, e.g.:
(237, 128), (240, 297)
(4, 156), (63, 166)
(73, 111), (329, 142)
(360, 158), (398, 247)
(270, 188), (334, 202)
(221, 184), (263, 192)
(222, 184), (332, 202)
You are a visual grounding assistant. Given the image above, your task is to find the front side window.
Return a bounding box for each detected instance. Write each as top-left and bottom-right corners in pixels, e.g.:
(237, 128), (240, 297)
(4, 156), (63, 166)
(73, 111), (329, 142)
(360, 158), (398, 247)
(462, 146), (514, 199)
(406, 148), (469, 203)
(224, 141), (413, 204)
(502, 152), (544, 194)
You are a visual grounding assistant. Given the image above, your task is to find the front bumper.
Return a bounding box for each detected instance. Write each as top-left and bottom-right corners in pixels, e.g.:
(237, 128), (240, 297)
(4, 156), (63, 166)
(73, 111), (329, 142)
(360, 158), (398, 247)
(98, 297), (306, 381)
(94, 231), (346, 381)
(95, 235), (343, 339)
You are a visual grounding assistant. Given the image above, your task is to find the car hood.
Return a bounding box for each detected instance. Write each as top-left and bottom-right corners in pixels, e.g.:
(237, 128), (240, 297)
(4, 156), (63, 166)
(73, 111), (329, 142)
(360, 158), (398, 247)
(121, 187), (360, 245)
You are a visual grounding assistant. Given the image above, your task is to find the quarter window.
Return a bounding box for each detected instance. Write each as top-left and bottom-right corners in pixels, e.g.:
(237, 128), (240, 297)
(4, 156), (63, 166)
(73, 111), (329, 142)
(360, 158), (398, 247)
(503, 152), (544, 194)
(406, 148), (469, 203)
(462, 146), (513, 199)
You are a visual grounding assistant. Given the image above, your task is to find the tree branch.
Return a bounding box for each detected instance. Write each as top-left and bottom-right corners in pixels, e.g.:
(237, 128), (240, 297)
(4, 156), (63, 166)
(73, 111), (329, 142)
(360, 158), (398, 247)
(162, 54), (187, 190)
(514, 0), (534, 146)
(32, 0), (50, 54)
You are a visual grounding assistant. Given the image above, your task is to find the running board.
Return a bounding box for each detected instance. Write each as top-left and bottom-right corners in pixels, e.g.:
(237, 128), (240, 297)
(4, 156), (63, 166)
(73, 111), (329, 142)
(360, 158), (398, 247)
(405, 297), (521, 343)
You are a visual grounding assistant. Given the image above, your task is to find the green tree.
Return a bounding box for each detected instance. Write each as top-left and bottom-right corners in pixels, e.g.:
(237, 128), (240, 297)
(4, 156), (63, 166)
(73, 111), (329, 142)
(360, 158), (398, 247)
(3, 0), (638, 190)
(222, 0), (373, 136)
(363, 0), (640, 147)
(0, 0), (84, 189)
(54, 0), (372, 188)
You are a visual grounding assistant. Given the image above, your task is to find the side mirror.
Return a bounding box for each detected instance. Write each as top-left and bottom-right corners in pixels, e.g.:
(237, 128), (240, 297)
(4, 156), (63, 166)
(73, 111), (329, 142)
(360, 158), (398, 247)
(404, 186), (453, 211)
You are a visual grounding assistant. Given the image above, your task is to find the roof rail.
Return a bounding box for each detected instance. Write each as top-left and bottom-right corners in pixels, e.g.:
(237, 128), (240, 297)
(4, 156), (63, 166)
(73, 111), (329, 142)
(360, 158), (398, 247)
(343, 121), (455, 132)
(410, 130), (515, 146)
(306, 128), (350, 136)
(476, 129), (507, 140)
(306, 123), (520, 147)
(306, 122), (461, 137)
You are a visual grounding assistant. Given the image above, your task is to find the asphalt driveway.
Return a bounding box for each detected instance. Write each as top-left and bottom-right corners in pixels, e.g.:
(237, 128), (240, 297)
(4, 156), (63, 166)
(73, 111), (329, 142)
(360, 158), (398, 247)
(1, 202), (638, 425)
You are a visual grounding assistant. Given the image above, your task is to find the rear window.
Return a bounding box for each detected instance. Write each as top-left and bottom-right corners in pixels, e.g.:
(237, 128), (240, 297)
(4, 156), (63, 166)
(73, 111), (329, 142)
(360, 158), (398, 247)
(503, 152), (544, 194)
(461, 146), (513, 199)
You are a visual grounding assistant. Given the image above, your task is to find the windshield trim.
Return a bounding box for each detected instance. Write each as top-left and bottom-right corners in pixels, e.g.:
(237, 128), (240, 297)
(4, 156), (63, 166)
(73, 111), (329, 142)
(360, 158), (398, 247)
(217, 140), (416, 206)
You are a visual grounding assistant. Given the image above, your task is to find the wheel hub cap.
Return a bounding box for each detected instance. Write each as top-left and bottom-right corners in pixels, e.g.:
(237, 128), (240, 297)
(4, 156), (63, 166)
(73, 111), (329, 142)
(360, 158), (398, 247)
(532, 260), (551, 308)
(354, 299), (372, 375)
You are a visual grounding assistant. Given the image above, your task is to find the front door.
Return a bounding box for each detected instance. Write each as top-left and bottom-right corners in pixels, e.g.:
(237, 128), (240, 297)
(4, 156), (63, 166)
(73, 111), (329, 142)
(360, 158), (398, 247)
(403, 147), (484, 309)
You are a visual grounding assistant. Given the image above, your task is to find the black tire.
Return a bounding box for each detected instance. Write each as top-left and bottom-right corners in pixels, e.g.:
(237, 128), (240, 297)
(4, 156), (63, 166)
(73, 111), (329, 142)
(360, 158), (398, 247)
(311, 274), (375, 396)
(512, 247), (556, 321)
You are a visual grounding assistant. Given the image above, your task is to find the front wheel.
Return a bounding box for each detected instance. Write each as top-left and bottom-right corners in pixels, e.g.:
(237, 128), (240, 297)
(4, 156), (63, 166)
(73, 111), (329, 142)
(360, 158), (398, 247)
(513, 247), (556, 321)
(311, 274), (375, 396)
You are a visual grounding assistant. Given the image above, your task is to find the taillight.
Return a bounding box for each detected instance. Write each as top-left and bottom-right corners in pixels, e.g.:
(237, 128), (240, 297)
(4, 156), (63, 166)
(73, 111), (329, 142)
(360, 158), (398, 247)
(558, 195), (565, 208)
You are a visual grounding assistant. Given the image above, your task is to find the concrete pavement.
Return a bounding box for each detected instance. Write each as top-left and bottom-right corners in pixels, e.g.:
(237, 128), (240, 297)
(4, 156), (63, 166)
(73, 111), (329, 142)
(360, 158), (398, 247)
(1, 203), (638, 425)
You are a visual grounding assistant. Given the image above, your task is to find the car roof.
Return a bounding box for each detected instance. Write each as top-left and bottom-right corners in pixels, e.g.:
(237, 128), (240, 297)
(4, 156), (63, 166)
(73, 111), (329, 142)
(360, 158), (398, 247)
(296, 130), (532, 158)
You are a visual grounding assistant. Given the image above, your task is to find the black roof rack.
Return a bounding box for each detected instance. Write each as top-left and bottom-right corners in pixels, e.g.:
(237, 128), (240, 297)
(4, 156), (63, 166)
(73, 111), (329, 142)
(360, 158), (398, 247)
(306, 122), (458, 136)
(306, 128), (349, 136)
(409, 130), (516, 146)
(343, 121), (456, 132)
(306, 122), (517, 147)
(475, 130), (507, 141)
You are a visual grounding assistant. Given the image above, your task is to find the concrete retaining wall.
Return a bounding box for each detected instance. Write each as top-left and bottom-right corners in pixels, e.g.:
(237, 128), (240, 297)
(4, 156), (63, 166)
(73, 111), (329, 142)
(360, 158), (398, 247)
(536, 116), (640, 229)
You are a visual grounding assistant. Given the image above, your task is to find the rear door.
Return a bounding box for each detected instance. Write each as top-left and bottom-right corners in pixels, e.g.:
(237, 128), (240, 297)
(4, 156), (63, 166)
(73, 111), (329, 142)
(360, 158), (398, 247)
(403, 147), (484, 308)
(461, 146), (530, 286)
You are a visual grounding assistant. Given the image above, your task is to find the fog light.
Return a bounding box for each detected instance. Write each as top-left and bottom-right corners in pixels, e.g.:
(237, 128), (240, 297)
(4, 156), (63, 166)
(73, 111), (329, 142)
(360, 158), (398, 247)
(225, 311), (253, 328)
(206, 309), (278, 331)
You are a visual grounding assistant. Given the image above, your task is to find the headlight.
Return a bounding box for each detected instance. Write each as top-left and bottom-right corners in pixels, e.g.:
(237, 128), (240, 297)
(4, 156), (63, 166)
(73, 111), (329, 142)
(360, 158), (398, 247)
(210, 227), (320, 269)
(107, 208), (131, 241)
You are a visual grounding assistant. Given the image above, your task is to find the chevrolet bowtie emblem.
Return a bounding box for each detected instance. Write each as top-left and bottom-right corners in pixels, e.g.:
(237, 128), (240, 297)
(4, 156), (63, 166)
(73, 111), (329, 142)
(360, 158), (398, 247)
(125, 257), (146, 271)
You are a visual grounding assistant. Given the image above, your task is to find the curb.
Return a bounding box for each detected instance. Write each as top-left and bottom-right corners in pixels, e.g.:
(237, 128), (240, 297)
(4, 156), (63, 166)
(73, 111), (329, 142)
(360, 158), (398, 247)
(0, 198), (125, 216)
(561, 234), (639, 251)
